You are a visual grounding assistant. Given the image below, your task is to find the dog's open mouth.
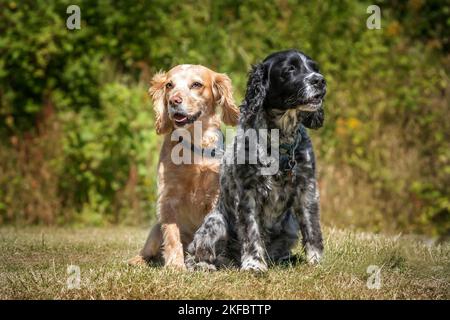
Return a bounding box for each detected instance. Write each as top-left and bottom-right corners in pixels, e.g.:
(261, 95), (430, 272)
(173, 111), (201, 126)
(308, 94), (323, 105)
(297, 93), (324, 111)
(306, 99), (322, 108)
(308, 91), (325, 104)
(296, 100), (322, 111)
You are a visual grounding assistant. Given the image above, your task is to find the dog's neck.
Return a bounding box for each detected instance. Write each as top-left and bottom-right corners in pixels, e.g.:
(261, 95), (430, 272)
(167, 114), (222, 149)
(265, 108), (303, 144)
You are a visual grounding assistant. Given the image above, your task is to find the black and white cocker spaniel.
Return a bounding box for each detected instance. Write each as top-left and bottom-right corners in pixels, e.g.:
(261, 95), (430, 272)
(187, 49), (327, 272)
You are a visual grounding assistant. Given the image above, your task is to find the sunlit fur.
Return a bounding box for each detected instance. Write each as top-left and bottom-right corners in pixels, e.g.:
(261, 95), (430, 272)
(128, 65), (239, 270)
(187, 50), (326, 272)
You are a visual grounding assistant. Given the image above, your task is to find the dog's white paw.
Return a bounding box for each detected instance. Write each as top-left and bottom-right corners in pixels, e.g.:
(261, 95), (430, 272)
(305, 245), (323, 265)
(241, 258), (268, 272)
(193, 261), (217, 272)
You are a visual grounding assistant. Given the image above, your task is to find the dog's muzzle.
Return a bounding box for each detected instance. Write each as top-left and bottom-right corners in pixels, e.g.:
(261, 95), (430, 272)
(171, 110), (202, 127)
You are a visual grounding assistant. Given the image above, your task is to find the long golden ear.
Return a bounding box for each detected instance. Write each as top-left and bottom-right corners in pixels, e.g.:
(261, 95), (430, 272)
(149, 71), (172, 134)
(213, 72), (239, 126)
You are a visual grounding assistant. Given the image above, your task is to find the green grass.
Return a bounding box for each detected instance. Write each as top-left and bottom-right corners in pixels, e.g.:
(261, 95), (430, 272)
(0, 226), (448, 299)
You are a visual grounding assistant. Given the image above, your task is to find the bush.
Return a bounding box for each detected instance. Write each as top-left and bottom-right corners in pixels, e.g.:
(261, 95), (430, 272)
(0, 1), (448, 237)
(59, 80), (158, 225)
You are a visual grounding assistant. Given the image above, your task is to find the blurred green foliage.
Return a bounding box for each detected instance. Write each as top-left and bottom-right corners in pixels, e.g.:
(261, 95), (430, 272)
(0, 0), (448, 237)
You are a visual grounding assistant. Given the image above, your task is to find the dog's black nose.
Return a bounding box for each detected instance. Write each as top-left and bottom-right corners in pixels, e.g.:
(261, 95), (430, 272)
(309, 74), (326, 87)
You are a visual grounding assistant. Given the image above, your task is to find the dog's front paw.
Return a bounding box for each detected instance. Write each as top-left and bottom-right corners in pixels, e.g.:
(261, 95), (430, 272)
(164, 253), (187, 271)
(185, 252), (196, 270)
(241, 258), (268, 273)
(186, 242), (218, 272)
(305, 246), (323, 265)
(188, 261), (217, 272)
(188, 237), (215, 264)
(165, 260), (187, 271)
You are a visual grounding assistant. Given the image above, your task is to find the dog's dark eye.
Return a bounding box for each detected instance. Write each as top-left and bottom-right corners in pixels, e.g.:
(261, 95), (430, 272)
(165, 82), (173, 89)
(191, 81), (203, 89)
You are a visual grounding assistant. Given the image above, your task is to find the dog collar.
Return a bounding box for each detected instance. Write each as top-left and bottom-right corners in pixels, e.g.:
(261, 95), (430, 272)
(279, 126), (303, 172)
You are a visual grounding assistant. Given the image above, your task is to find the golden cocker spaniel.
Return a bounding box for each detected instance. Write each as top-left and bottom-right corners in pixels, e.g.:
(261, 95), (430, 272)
(129, 64), (238, 269)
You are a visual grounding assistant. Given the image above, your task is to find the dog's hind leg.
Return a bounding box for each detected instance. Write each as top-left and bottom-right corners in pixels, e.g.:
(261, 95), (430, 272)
(141, 222), (163, 259)
(128, 222), (163, 266)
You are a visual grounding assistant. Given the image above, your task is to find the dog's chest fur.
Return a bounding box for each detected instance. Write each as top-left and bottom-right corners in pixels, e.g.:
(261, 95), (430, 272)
(223, 108), (314, 240)
(260, 174), (295, 230)
(273, 109), (300, 141)
(259, 109), (303, 228)
(160, 136), (221, 238)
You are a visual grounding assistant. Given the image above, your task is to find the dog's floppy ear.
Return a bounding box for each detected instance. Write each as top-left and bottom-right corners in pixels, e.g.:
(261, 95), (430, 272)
(213, 72), (239, 126)
(300, 107), (325, 129)
(241, 63), (267, 125)
(149, 71), (172, 134)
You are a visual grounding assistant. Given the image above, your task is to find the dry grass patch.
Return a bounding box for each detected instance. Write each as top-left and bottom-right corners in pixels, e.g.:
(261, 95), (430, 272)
(0, 226), (448, 299)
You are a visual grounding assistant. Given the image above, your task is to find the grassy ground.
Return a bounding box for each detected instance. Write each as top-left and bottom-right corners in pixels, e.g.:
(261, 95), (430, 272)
(0, 226), (448, 299)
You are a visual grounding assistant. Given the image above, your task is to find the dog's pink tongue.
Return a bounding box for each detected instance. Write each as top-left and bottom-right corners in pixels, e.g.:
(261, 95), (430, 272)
(174, 114), (187, 122)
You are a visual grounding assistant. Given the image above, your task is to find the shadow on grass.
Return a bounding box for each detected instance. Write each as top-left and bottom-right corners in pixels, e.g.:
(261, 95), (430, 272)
(271, 253), (307, 268)
(144, 255), (164, 268)
(137, 253), (308, 271)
